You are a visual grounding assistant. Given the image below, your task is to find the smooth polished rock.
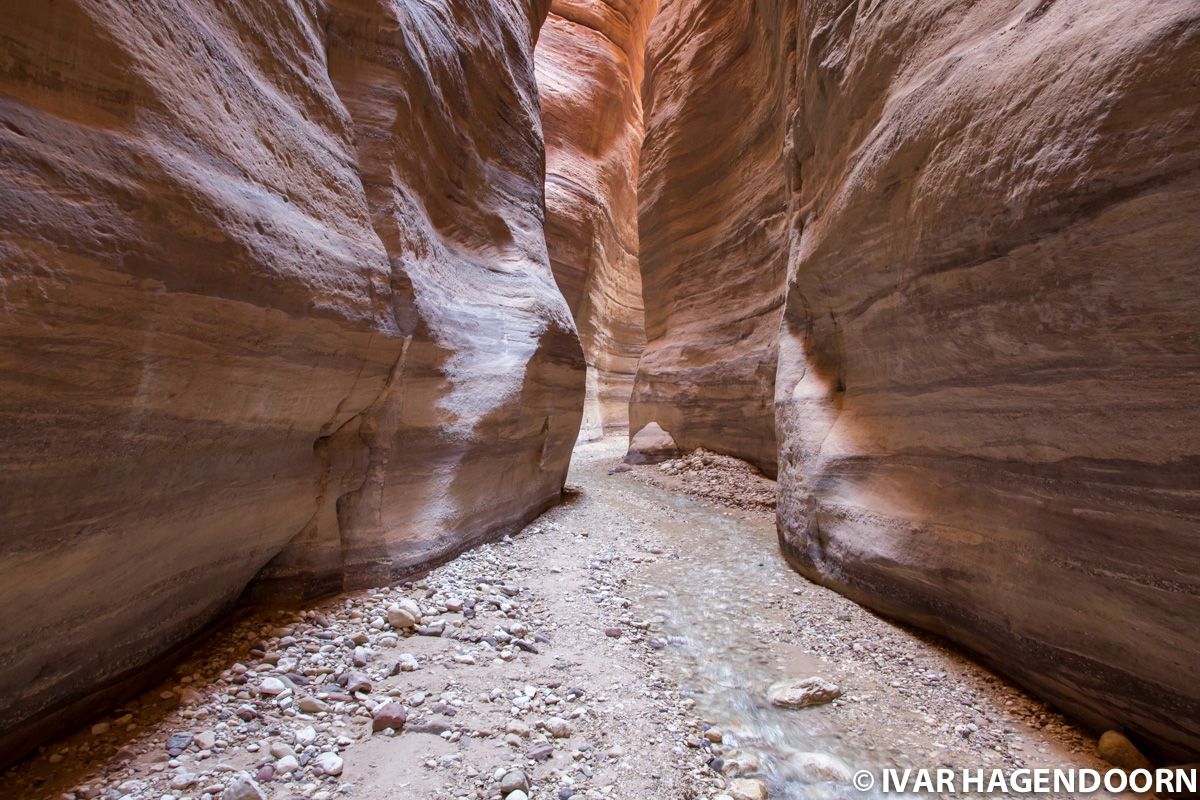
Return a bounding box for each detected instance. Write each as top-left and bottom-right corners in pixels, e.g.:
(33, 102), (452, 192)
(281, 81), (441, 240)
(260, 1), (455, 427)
(536, 0), (658, 439)
(632, 0), (789, 475)
(623, 422), (681, 465)
(0, 0), (583, 765)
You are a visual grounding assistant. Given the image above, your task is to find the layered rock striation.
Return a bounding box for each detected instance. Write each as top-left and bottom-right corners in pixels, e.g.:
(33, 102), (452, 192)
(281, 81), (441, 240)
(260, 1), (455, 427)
(639, 0), (1200, 760)
(536, 0), (657, 439)
(629, 0), (792, 474)
(776, 0), (1200, 760)
(0, 0), (581, 763)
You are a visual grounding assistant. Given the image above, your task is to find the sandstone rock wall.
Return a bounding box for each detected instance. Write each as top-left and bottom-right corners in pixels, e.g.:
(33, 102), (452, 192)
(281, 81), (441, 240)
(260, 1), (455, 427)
(629, 0), (792, 475)
(536, 0), (656, 439)
(0, 0), (581, 763)
(775, 0), (1200, 759)
(638, 0), (1200, 759)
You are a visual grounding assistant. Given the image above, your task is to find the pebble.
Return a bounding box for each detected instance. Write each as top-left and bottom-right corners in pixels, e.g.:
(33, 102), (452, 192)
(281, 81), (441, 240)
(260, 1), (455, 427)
(372, 701), (409, 733)
(269, 742), (294, 759)
(314, 752), (343, 776)
(544, 717), (572, 738)
(298, 696), (330, 714)
(387, 600), (422, 629)
(728, 778), (769, 800)
(166, 732), (193, 756)
(791, 752), (853, 784)
(258, 677), (286, 696)
(169, 773), (197, 790)
(295, 724), (317, 745)
(340, 671), (371, 693)
(527, 743), (555, 761)
(220, 774), (266, 800)
(721, 751), (762, 777)
(767, 676), (842, 709)
(500, 769), (529, 794)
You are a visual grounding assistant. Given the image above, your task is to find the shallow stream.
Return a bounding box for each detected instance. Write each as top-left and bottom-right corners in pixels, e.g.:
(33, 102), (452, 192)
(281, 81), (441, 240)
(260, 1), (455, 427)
(625, 490), (901, 799)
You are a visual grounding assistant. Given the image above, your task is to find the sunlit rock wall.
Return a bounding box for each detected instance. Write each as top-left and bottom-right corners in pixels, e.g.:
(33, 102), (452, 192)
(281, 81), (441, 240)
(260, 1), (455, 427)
(0, 0), (582, 763)
(536, 0), (656, 439)
(630, 0), (791, 474)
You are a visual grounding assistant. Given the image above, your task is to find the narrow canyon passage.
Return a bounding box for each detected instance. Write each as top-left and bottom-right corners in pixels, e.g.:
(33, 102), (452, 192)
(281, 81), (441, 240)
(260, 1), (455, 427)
(2, 0), (1198, 798)
(0, 441), (1120, 800)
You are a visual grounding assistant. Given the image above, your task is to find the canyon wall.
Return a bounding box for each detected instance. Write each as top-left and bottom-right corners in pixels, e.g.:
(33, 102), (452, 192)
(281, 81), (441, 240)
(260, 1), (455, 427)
(0, 0), (581, 763)
(536, 0), (656, 439)
(641, 0), (1200, 759)
(776, 0), (1200, 759)
(629, 0), (791, 474)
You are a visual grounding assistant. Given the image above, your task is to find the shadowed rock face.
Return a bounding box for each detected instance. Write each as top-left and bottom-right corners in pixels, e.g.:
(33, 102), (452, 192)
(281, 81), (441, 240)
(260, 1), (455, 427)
(630, 0), (792, 476)
(536, 0), (657, 439)
(639, 0), (1200, 760)
(0, 0), (581, 763)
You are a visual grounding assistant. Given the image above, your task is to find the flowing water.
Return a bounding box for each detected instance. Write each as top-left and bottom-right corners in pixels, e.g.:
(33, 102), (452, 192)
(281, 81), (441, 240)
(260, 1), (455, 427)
(624, 490), (898, 799)
(587, 434), (1110, 800)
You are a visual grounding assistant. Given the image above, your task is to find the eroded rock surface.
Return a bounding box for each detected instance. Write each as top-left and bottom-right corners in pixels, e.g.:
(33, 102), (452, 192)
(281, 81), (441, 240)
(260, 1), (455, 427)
(774, 0), (1200, 760)
(629, 0), (791, 475)
(536, 0), (657, 439)
(0, 0), (581, 763)
(636, 0), (1200, 760)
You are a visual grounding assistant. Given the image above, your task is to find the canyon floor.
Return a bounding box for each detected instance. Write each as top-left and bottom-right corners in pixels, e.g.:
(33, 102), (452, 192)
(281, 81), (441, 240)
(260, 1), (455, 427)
(4, 439), (1123, 800)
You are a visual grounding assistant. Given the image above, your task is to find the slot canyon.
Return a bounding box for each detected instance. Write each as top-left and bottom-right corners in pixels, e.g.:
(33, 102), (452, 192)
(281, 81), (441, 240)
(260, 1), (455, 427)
(0, 0), (1197, 798)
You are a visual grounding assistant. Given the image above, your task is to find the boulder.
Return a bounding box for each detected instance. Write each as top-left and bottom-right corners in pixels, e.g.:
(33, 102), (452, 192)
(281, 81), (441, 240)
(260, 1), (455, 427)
(1098, 730), (1153, 772)
(728, 778), (769, 800)
(624, 423), (682, 465)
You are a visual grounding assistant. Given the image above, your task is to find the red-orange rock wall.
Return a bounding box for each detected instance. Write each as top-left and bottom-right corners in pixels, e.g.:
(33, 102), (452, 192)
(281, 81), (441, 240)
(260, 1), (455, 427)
(630, 0), (792, 474)
(536, 0), (656, 438)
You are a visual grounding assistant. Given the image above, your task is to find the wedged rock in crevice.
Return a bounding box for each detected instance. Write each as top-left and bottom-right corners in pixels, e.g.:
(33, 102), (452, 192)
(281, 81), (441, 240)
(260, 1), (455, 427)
(0, 0), (581, 766)
(630, 0), (792, 476)
(772, 0), (1200, 761)
(536, 0), (658, 439)
(624, 421), (680, 465)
